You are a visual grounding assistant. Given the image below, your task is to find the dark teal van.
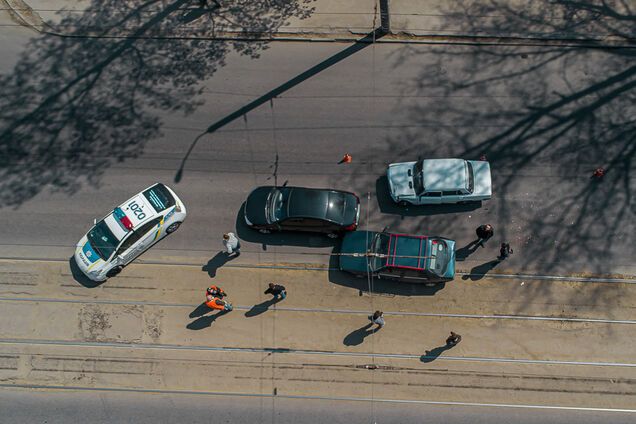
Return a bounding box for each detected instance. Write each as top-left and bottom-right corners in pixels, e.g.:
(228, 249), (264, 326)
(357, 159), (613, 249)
(339, 231), (456, 284)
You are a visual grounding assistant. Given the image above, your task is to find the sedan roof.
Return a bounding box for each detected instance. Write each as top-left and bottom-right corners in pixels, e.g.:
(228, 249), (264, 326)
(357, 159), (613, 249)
(422, 159), (467, 191)
(286, 187), (349, 224)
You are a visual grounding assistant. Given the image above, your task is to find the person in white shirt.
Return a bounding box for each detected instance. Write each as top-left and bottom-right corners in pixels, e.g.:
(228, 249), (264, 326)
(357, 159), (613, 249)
(223, 232), (240, 256)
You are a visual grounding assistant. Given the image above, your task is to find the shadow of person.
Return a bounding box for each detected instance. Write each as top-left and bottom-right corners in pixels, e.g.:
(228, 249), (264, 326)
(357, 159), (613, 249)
(420, 345), (451, 363)
(343, 323), (375, 346)
(186, 310), (229, 330)
(202, 251), (230, 278)
(189, 302), (211, 318)
(68, 256), (104, 288)
(462, 260), (501, 281)
(244, 298), (278, 318)
(455, 240), (480, 261)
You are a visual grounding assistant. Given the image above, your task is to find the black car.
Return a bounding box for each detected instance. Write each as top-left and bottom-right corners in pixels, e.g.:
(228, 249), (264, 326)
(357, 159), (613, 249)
(244, 186), (360, 238)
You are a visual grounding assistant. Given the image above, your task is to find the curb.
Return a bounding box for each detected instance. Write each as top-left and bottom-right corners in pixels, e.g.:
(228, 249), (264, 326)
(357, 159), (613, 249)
(3, 0), (635, 48)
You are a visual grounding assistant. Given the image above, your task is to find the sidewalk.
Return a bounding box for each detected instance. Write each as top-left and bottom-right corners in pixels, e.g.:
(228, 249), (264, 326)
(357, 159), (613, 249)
(4, 0), (635, 45)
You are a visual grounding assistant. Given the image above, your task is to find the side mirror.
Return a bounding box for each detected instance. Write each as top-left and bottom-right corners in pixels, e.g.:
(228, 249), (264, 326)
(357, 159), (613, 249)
(282, 180), (288, 187)
(116, 255), (124, 263)
(382, 226), (389, 233)
(93, 218), (97, 225)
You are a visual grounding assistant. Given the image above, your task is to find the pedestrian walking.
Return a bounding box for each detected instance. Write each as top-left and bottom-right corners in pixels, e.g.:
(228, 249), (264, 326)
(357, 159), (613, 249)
(264, 283), (287, 300)
(368, 310), (385, 330)
(222, 232), (240, 256)
(499, 242), (513, 260)
(475, 224), (494, 247)
(446, 331), (462, 347)
(206, 285), (227, 298)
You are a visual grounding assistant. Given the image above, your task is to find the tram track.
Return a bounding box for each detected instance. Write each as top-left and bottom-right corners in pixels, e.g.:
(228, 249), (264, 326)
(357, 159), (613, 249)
(1, 337), (634, 368)
(0, 296), (634, 325)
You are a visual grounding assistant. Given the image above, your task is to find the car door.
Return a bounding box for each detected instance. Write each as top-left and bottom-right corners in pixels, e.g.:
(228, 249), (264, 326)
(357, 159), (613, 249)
(418, 191), (442, 205)
(115, 218), (161, 264)
(279, 217), (304, 232)
(441, 190), (462, 204)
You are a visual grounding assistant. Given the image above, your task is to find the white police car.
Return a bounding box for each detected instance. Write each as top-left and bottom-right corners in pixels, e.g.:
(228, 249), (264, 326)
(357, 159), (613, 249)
(74, 183), (186, 281)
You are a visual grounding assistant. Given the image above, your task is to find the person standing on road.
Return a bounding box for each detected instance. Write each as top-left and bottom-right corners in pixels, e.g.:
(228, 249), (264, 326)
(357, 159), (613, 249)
(264, 283), (287, 300)
(369, 310), (385, 330)
(499, 242), (513, 260)
(476, 224), (494, 247)
(223, 232), (240, 257)
(446, 331), (462, 347)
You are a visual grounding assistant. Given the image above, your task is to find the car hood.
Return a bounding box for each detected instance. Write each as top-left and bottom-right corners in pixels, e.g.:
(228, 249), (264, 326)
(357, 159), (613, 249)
(74, 235), (107, 274)
(468, 160), (492, 197)
(387, 162), (417, 198)
(244, 186), (272, 226)
(339, 231), (377, 273)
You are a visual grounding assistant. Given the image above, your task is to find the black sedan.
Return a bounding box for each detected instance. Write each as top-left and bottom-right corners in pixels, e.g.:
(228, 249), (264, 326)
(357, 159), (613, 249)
(244, 186), (360, 238)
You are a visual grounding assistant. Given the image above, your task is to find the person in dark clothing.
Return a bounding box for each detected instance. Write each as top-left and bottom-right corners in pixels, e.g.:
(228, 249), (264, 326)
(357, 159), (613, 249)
(264, 283), (287, 300)
(475, 224), (494, 247)
(499, 243), (513, 260)
(446, 331), (462, 347)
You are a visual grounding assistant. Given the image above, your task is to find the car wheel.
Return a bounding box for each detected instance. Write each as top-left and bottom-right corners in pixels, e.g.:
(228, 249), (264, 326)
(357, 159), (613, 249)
(327, 232), (340, 239)
(398, 200), (410, 207)
(166, 221), (182, 234)
(259, 228), (271, 234)
(106, 266), (123, 278)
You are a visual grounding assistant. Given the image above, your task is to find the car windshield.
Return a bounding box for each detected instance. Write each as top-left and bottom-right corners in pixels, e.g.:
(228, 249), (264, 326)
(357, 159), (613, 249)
(428, 238), (450, 276)
(370, 232), (390, 271)
(266, 188), (286, 222)
(413, 160), (424, 195)
(87, 220), (119, 260)
(466, 161), (474, 193)
(143, 184), (175, 213)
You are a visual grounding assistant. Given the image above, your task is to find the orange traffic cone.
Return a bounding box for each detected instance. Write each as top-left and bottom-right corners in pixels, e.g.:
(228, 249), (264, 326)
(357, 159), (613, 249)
(592, 167), (605, 178)
(338, 153), (352, 164)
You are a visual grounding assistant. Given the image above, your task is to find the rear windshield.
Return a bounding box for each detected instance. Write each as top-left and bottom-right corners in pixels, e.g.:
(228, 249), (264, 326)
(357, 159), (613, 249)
(87, 220), (119, 260)
(428, 239), (450, 276)
(143, 184), (175, 213)
(325, 192), (346, 224)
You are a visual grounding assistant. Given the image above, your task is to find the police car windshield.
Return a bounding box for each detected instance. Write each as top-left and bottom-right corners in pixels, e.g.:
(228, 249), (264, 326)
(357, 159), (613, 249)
(143, 184), (175, 213)
(87, 220), (119, 260)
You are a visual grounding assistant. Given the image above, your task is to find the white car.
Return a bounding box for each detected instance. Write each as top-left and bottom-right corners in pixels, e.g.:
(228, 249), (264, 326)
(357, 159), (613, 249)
(74, 183), (186, 281)
(387, 158), (492, 206)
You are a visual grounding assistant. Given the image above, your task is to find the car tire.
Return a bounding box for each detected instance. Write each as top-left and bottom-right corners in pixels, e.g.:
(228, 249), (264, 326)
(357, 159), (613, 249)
(327, 232), (340, 239)
(106, 266), (123, 278)
(398, 200), (410, 207)
(258, 228), (271, 234)
(166, 221), (182, 234)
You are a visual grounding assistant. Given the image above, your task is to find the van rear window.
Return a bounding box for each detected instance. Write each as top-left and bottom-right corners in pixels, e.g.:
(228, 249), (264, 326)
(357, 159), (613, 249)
(143, 184), (175, 212)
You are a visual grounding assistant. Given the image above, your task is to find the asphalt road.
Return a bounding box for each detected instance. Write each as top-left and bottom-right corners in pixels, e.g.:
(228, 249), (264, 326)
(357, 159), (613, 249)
(2, 388), (635, 424)
(1, 9), (634, 277)
(1, 4), (635, 423)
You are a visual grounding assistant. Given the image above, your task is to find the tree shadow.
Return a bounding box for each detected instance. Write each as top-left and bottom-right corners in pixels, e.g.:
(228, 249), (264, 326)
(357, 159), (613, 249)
(420, 345), (451, 363)
(69, 256), (104, 288)
(343, 322), (375, 346)
(186, 309), (230, 330)
(0, 0), (315, 207)
(202, 251), (231, 278)
(462, 260), (501, 281)
(244, 298), (278, 317)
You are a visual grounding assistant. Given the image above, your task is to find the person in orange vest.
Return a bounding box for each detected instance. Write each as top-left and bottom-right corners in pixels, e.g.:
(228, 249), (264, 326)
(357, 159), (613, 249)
(338, 153), (352, 164)
(206, 294), (233, 311)
(206, 285), (227, 299)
